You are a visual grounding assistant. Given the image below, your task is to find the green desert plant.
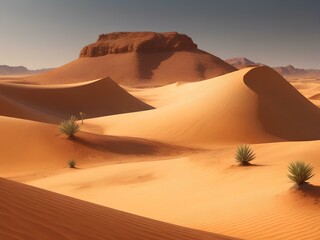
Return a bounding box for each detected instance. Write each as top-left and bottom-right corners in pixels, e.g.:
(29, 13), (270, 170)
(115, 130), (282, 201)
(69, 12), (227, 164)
(68, 160), (77, 168)
(288, 161), (314, 186)
(59, 115), (80, 139)
(79, 111), (86, 124)
(235, 145), (256, 166)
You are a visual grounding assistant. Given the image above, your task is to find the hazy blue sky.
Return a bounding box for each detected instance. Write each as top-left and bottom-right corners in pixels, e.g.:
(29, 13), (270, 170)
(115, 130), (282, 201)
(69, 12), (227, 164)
(0, 0), (319, 69)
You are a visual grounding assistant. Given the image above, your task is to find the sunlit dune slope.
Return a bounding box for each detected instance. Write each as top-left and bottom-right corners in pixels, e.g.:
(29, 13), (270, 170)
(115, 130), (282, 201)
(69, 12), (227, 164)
(28, 140), (320, 240)
(0, 77), (153, 123)
(84, 66), (320, 146)
(0, 116), (190, 179)
(0, 178), (234, 240)
(290, 80), (320, 107)
(25, 51), (235, 86)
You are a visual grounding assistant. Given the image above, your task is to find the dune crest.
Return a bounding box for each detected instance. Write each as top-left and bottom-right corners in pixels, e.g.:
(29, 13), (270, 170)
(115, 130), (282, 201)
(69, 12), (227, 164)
(83, 66), (320, 146)
(0, 77), (153, 123)
(244, 66), (320, 140)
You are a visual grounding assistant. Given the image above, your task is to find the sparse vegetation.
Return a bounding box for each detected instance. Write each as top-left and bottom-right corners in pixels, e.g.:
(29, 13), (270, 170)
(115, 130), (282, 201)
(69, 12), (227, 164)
(235, 145), (256, 166)
(79, 112), (86, 124)
(59, 115), (80, 139)
(288, 161), (314, 186)
(68, 160), (77, 168)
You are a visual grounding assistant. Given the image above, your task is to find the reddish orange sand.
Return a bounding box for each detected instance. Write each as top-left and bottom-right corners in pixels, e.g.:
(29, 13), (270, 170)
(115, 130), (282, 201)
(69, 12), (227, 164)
(1, 66), (320, 239)
(83, 66), (320, 146)
(25, 51), (235, 86)
(0, 178), (233, 240)
(0, 77), (152, 123)
(27, 141), (320, 240)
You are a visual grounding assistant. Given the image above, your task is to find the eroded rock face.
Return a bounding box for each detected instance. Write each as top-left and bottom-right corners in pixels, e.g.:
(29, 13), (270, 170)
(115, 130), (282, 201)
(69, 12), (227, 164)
(80, 32), (198, 57)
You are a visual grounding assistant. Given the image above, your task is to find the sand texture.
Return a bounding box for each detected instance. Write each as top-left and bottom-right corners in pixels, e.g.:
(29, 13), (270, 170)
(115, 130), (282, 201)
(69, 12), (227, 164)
(1, 64), (320, 239)
(0, 178), (234, 240)
(0, 77), (153, 123)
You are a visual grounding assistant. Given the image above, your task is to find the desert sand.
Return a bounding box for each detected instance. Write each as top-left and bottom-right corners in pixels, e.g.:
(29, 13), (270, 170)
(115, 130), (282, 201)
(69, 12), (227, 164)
(0, 77), (152, 123)
(0, 178), (233, 240)
(2, 32), (320, 240)
(82, 66), (320, 146)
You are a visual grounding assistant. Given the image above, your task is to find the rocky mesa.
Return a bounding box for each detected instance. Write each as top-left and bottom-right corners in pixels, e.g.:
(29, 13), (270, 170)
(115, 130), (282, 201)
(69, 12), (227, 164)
(79, 32), (198, 57)
(26, 31), (235, 86)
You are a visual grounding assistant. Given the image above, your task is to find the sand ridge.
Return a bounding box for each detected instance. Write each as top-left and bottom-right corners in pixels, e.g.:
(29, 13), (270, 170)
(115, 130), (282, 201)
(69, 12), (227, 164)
(0, 116), (194, 181)
(0, 178), (234, 240)
(2, 63), (320, 239)
(0, 77), (153, 123)
(83, 66), (320, 146)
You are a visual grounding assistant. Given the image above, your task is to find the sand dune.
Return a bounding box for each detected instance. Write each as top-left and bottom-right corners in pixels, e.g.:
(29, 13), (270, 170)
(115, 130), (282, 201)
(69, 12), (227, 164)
(27, 140), (320, 240)
(289, 80), (320, 107)
(0, 116), (191, 181)
(0, 77), (153, 123)
(25, 51), (235, 86)
(0, 178), (234, 240)
(244, 67), (320, 140)
(309, 93), (320, 100)
(83, 66), (320, 146)
(0, 74), (33, 84)
(2, 61), (320, 240)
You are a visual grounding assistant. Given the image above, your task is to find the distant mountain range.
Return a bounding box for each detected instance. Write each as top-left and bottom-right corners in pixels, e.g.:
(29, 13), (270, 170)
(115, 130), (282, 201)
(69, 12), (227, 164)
(0, 65), (53, 75)
(225, 57), (320, 79)
(224, 57), (259, 69)
(2, 55), (319, 80)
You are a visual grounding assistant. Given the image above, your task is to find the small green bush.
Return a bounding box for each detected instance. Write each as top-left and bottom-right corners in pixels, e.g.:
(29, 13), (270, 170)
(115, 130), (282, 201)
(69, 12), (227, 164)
(235, 145), (256, 166)
(59, 116), (80, 139)
(68, 160), (77, 168)
(288, 161), (314, 186)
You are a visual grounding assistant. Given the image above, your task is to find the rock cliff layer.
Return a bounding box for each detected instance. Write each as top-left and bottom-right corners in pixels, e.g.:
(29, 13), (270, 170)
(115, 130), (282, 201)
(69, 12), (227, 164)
(80, 32), (198, 57)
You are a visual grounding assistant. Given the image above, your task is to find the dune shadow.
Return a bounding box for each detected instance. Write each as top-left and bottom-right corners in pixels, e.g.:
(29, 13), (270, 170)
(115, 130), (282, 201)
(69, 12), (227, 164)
(0, 77), (154, 125)
(75, 131), (189, 156)
(67, 167), (80, 170)
(245, 163), (268, 167)
(292, 184), (320, 199)
(137, 52), (174, 79)
(196, 63), (206, 79)
(243, 66), (320, 141)
(231, 163), (267, 168)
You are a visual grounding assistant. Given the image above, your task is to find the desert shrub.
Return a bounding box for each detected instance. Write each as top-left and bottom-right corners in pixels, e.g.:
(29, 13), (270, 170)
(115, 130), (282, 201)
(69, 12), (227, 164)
(235, 145), (256, 166)
(59, 116), (80, 139)
(79, 112), (86, 124)
(288, 161), (314, 186)
(68, 160), (77, 168)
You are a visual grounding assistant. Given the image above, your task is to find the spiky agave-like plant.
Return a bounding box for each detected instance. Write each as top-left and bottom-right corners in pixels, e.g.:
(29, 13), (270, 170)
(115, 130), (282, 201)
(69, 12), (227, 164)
(59, 115), (80, 139)
(68, 160), (77, 168)
(288, 161), (314, 186)
(235, 145), (256, 166)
